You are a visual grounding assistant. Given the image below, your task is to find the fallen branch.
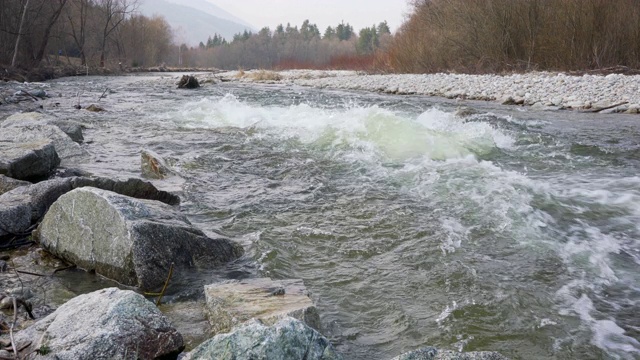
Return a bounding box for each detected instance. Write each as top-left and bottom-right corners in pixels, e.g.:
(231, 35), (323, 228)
(581, 101), (629, 113)
(15, 270), (47, 277)
(98, 88), (109, 101)
(18, 90), (38, 101)
(155, 262), (174, 306)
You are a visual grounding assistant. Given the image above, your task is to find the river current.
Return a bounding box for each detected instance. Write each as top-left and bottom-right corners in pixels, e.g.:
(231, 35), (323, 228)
(3, 74), (640, 359)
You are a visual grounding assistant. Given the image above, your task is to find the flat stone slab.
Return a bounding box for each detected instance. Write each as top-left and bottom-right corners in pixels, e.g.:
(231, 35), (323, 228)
(204, 278), (320, 335)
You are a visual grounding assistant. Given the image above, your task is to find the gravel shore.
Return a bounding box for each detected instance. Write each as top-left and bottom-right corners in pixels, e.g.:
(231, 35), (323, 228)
(217, 70), (640, 114)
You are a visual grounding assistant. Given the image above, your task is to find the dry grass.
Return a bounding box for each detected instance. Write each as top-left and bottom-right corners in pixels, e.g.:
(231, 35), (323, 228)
(247, 70), (282, 81)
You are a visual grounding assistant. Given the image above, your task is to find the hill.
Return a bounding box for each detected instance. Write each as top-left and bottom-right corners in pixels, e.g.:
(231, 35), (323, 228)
(138, 0), (254, 45)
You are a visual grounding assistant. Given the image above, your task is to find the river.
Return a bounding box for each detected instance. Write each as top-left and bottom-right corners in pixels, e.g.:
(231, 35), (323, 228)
(3, 73), (639, 359)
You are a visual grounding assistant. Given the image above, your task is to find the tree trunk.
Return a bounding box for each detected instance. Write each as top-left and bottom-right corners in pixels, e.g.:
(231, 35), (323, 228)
(11, 0), (30, 67)
(33, 1), (68, 67)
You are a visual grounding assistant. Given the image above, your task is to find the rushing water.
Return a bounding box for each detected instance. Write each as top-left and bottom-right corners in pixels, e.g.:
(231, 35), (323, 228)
(3, 74), (640, 359)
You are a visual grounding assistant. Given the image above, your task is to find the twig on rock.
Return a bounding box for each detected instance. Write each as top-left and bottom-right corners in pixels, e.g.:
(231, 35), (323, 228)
(155, 262), (174, 306)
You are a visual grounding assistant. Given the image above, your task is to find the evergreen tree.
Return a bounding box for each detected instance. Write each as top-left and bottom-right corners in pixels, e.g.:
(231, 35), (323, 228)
(377, 21), (391, 35)
(324, 26), (336, 40)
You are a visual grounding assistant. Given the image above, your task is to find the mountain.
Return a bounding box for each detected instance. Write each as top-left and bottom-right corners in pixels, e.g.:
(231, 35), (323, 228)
(138, 0), (254, 45)
(163, 0), (254, 29)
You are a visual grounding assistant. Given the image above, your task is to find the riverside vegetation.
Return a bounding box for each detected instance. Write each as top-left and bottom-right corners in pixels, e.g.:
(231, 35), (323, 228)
(4, 0), (640, 76)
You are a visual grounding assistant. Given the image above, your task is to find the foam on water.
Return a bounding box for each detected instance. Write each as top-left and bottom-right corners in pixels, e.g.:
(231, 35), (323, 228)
(168, 94), (513, 163)
(167, 93), (640, 358)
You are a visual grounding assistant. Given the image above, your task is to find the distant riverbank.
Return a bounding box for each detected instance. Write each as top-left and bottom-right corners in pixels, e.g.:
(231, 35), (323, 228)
(213, 69), (640, 114)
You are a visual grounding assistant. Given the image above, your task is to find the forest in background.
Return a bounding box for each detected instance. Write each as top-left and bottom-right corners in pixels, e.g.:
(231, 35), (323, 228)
(3, 0), (640, 76)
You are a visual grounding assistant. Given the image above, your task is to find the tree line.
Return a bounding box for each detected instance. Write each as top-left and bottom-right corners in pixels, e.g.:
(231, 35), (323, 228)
(184, 20), (392, 70)
(1, 0), (174, 70)
(389, 0), (640, 73)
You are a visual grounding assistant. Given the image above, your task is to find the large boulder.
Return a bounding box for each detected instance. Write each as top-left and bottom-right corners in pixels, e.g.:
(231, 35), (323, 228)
(0, 139), (59, 180)
(204, 278), (320, 335)
(391, 347), (509, 360)
(37, 187), (244, 289)
(0, 176), (179, 240)
(183, 317), (342, 360)
(1, 114), (89, 163)
(2, 112), (84, 143)
(13, 288), (184, 360)
(0, 174), (30, 195)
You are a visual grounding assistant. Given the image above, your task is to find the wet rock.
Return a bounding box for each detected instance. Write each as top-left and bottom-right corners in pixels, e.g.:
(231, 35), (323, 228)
(1, 116), (88, 163)
(0, 176), (179, 240)
(14, 287), (184, 360)
(391, 347), (509, 360)
(141, 149), (172, 179)
(454, 106), (479, 118)
(37, 187), (244, 289)
(183, 317), (342, 360)
(159, 301), (211, 351)
(0, 138), (60, 181)
(178, 75), (200, 89)
(0, 175), (31, 195)
(204, 278), (320, 335)
(501, 96), (517, 105)
(85, 104), (105, 112)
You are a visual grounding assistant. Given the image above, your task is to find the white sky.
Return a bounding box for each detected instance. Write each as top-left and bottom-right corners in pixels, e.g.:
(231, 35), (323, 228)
(207, 0), (411, 33)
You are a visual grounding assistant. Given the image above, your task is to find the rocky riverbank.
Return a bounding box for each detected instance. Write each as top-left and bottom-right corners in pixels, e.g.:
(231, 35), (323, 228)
(212, 69), (640, 114)
(0, 81), (512, 359)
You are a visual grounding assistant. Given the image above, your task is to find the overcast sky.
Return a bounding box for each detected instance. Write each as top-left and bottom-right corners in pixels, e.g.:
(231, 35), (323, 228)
(207, 0), (411, 33)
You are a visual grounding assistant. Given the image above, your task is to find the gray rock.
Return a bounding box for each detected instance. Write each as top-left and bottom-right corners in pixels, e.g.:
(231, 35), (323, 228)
(0, 174), (30, 195)
(0, 138), (60, 180)
(0, 116), (88, 163)
(1, 113), (84, 143)
(14, 287), (184, 360)
(49, 120), (84, 143)
(37, 187), (244, 289)
(204, 278), (321, 335)
(141, 149), (172, 179)
(0, 176), (179, 239)
(183, 317), (342, 360)
(391, 347), (509, 360)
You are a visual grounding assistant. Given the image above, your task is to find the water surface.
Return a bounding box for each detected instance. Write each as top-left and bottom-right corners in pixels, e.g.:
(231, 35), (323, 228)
(3, 74), (639, 359)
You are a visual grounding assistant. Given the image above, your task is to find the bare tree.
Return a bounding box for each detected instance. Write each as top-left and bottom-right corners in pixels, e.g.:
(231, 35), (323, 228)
(95, 0), (137, 67)
(66, 0), (91, 65)
(11, 0), (30, 66)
